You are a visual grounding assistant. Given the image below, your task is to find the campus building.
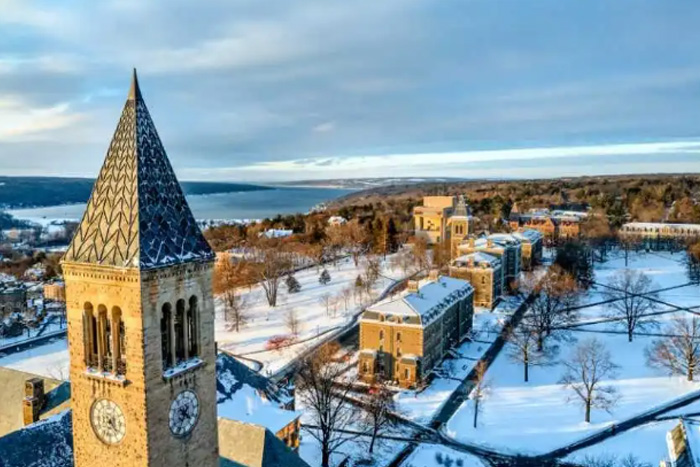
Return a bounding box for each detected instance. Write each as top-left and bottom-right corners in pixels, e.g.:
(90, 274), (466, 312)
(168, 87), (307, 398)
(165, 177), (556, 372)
(456, 234), (522, 286)
(620, 222), (700, 240)
(358, 272), (474, 388)
(512, 229), (544, 271)
(449, 252), (503, 309)
(509, 204), (586, 243)
(413, 196), (457, 245)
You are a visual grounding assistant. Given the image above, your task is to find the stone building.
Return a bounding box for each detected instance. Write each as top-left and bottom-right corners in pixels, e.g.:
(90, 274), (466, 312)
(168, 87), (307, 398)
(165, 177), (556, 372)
(509, 206), (584, 243)
(0, 284), (26, 318)
(449, 252), (503, 309)
(456, 235), (521, 287)
(620, 222), (700, 240)
(448, 195), (478, 258)
(358, 272), (474, 388)
(662, 417), (700, 467)
(512, 229), (544, 271)
(413, 196), (457, 245)
(43, 281), (66, 302)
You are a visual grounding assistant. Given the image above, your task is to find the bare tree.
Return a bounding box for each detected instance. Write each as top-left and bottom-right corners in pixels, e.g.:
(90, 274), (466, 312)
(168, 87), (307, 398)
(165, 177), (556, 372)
(506, 326), (555, 382)
(285, 308), (301, 337)
(580, 453), (651, 467)
(519, 266), (580, 351)
(319, 293), (333, 317)
(256, 244), (292, 307)
(602, 269), (659, 342)
(471, 361), (491, 428)
(340, 287), (352, 314)
(362, 381), (397, 455)
(297, 341), (359, 467)
(410, 236), (431, 272)
(214, 253), (249, 332)
(560, 338), (619, 423)
(646, 316), (700, 381)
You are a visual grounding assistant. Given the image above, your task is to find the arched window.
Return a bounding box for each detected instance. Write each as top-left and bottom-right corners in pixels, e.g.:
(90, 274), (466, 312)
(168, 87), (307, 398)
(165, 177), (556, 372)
(83, 302), (97, 368)
(396, 332), (401, 342)
(161, 303), (173, 370)
(379, 330), (384, 341)
(187, 296), (198, 358)
(98, 305), (111, 372)
(175, 299), (186, 363)
(112, 307), (125, 375)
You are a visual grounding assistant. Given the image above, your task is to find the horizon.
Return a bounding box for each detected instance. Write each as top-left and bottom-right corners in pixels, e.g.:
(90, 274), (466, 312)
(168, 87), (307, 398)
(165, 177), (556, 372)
(3, 1), (700, 181)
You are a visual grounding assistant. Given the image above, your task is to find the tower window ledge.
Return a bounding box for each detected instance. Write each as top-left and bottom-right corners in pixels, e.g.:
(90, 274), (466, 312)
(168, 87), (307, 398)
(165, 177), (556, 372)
(163, 357), (204, 380)
(84, 368), (128, 386)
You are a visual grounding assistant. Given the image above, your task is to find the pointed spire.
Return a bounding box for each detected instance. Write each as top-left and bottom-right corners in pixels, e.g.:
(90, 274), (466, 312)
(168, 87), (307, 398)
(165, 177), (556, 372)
(63, 70), (214, 269)
(454, 194), (469, 217)
(127, 68), (141, 101)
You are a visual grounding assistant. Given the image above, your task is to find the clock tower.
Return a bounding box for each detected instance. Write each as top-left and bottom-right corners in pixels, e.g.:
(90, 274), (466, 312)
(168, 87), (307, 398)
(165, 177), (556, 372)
(62, 70), (219, 467)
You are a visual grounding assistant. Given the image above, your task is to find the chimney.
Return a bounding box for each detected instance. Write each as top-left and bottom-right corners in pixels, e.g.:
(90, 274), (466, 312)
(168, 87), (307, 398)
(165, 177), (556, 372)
(487, 238), (494, 248)
(428, 269), (440, 281)
(407, 280), (420, 293)
(23, 378), (44, 425)
(468, 237), (475, 247)
(467, 257), (475, 268)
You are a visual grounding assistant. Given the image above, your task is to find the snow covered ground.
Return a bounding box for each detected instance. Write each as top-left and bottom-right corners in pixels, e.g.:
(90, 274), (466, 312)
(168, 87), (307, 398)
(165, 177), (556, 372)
(444, 250), (700, 456)
(216, 255), (406, 375)
(0, 338), (69, 380)
(401, 445), (486, 467)
(395, 308), (511, 424)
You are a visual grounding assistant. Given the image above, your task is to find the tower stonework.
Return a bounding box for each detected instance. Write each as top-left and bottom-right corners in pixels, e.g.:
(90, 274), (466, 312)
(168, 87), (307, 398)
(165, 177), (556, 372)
(62, 71), (219, 467)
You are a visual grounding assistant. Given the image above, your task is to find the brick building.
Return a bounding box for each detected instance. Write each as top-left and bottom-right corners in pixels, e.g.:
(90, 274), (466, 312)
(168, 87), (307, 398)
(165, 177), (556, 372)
(512, 229), (544, 271)
(358, 273), (474, 388)
(413, 196), (456, 245)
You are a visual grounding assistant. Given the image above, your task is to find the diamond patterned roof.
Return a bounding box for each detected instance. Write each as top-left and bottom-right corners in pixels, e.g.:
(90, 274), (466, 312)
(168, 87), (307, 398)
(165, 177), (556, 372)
(63, 70), (214, 270)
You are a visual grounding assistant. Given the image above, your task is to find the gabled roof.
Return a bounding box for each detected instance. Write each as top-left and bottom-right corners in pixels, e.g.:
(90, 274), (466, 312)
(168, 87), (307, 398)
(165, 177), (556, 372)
(218, 418), (310, 467)
(63, 70), (214, 270)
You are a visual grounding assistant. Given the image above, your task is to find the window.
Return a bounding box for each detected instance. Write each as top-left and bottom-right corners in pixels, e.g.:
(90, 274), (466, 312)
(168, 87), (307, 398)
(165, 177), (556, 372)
(161, 303), (173, 369)
(98, 305), (111, 372)
(83, 303), (97, 368)
(396, 332), (401, 342)
(175, 300), (186, 364)
(187, 296), (199, 357)
(481, 276), (486, 284)
(404, 368), (410, 379)
(112, 307), (125, 375)
(379, 330), (384, 341)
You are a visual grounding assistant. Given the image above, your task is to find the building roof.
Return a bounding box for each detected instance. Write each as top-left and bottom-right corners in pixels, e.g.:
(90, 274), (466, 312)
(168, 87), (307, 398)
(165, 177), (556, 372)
(0, 410), (73, 467)
(453, 252), (501, 267)
(366, 276), (473, 325)
(0, 367), (70, 438)
(681, 417), (700, 466)
(487, 233), (522, 246)
(62, 70), (214, 270)
(452, 195), (470, 218)
(623, 222), (700, 230)
(512, 229), (543, 242)
(218, 418), (310, 467)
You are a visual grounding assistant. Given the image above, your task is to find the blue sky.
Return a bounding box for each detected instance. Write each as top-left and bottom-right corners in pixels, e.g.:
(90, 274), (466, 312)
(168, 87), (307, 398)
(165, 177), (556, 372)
(2, 0), (700, 182)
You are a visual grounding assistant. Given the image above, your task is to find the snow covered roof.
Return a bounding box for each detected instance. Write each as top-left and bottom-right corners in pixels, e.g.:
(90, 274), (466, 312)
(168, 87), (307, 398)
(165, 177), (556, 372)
(512, 229), (543, 242)
(62, 70), (214, 270)
(367, 276), (473, 325)
(453, 252), (501, 267)
(487, 233), (522, 246)
(216, 353), (300, 434)
(259, 229), (294, 239)
(623, 222), (700, 230)
(0, 410), (73, 467)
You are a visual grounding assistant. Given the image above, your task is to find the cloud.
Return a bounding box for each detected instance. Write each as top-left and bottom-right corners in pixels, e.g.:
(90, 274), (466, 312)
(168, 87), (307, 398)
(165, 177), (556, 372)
(313, 122), (335, 133)
(0, 96), (86, 141)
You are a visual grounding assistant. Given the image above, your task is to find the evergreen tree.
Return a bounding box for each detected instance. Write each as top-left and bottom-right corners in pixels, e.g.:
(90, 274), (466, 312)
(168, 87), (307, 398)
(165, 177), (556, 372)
(354, 274), (364, 289)
(319, 269), (331, 285)
(386, 217), (399, 253)
(286, 274), (301, 293)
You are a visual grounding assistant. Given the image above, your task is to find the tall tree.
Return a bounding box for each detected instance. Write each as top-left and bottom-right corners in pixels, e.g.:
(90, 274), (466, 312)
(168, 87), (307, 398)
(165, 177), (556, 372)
(646, 316), (700, 381)
(213, 253), (249, 332)
(602, 269), (659, 342)
(506, 326), (555, 382)
(297, 342), (359, 467)
(560, 338), (619, 423)
(519, 267), (580, 351)
(471, 360), (491, 429)
(555, 240), (594, 287)
(256, 244), (292, 307)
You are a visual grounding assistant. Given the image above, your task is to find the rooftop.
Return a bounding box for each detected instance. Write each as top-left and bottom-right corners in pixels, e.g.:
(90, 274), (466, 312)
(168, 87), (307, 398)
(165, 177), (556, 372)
(452, 252), (502, 267)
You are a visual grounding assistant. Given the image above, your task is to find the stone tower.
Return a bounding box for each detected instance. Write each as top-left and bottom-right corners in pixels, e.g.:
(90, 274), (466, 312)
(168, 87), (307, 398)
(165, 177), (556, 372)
(450, 195), (471, 258)
(62, 70), (219, 467)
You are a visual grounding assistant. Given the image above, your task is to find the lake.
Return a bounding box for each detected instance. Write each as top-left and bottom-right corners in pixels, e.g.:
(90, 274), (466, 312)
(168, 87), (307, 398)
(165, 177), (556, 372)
(8, 186), (353, 225)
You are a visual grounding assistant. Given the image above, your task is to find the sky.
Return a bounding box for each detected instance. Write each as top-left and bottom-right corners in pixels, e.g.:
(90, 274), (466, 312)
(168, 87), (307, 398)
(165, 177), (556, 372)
(2, 0), (700, 182)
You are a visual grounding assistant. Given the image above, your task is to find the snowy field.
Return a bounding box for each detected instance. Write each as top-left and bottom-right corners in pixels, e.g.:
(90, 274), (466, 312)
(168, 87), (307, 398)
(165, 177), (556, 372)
(0, 319), (66, 350)
(445, 250), (700, 456)
(395, 307), (512, 424)
(401, 445), (486, 467)
(216, 255), (406, 375)
(0, 338), (69, 380)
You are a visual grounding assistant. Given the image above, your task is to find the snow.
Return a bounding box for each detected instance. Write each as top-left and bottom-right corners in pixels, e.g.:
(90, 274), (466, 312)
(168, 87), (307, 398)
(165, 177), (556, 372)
(401, 445), (486, 467)
(564, 419), (676, 466)
(216, 255), (406, 375)
(217, 383), (300, 433)
(444, 250), (700, 456)
(0, 338), (69, 380)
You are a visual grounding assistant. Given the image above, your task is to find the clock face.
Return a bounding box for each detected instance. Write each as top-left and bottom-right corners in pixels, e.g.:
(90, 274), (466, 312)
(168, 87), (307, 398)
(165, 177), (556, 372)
(91, 399), (126, 445)
(169, 390), (199, 437)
